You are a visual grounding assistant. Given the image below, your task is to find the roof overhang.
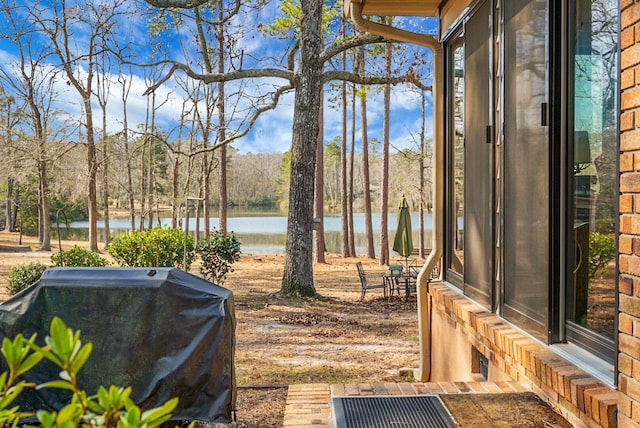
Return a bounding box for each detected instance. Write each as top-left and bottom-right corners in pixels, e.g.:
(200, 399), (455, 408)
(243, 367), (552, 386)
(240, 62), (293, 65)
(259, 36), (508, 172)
(344, 0), (442, 17)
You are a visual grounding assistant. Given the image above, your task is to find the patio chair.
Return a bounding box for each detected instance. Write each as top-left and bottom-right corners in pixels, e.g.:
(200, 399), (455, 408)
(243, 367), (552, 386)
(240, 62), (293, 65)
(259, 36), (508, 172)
(355, 261), (387, 301)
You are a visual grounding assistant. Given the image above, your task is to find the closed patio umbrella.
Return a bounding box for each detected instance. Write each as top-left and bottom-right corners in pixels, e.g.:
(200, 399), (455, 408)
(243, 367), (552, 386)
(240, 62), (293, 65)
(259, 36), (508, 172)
(392, 196), (413, 268)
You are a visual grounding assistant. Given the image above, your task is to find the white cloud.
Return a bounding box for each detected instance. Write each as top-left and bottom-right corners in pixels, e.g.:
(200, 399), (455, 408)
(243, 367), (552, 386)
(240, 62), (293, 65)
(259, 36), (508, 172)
(1, 1), (433, 158)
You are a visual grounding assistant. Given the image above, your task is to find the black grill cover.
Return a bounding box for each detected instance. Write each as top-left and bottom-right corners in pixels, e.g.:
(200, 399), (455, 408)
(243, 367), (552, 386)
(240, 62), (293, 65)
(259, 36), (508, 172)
(0, 267), (235, 423)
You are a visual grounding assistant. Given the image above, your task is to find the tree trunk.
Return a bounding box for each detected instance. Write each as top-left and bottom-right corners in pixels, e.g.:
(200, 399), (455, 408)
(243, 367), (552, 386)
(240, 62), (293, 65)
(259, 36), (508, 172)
(314, 89), (326, 263)
(195, 191), (202, 246)
(102, 110), (110, 249)
(12, 184), (19, 231)
(85, 96), (99, 252)
(172, 159), (180, 229)
(219, 142), (227, 234)
(359, 48), (375, 259)
(139, 100), (149, 231)
(120, 76), (136, 231)
(379, 41), (392, 266)
(147, 142), (155, 230)
(217, 6), (228, 236)
(202, 149), (209, 241)
(340, 16), (349, 258)
(5, 177), (13, 232)
(340, 79), (349, 257)
(348, 83), (356, 256)
(39, 163), (51, 250)
(281, 0), (322, 297)
(147, 95), (156, 230)
(360, 91), (375, 259)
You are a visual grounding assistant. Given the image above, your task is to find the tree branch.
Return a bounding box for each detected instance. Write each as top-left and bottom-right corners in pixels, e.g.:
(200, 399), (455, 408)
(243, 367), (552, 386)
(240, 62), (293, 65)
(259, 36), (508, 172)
(142, 64), (179, 95)
(140, 60), (296, 95)
(144, 0), (211, 9)
(320, 33), (386, 63)
(163, 83), (294, 157)
(323, 69), (431, 91)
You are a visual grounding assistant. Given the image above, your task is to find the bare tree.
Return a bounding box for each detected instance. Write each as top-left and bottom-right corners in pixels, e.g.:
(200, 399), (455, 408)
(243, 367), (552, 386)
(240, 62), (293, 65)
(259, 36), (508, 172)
(143, 0), (422, 296)
(359, 46), (375, 260)
(30, 0), (128, 251)
(215, 4), (229, 235)
(348, 81), (356, 256)
(339, 13), (350, 258)
(0, 0), (76, 248)
(313, 88), (326, 263)
(116, 69), (136, 230)
(0, 90), (18, 233)
(96, 50), (113, 248)
(379, 40), (392, 266)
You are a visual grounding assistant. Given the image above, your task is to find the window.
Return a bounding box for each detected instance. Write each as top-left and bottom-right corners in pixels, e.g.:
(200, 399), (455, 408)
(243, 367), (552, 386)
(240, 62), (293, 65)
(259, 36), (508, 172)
(445, 1), (493, 307)
(502, 0), (550, 340)
(449, 36), (465, 280)
(442, 0), (618, 367)
(565, 0), (618, 363)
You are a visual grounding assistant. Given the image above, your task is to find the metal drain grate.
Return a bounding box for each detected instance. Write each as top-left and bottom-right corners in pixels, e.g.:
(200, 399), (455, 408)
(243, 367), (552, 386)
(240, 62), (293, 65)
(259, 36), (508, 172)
(332, 395), (456, 428)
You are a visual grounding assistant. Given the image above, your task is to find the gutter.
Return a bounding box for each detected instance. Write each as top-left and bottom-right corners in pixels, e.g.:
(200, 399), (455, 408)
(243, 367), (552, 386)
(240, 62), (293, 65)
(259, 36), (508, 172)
(348, 0), (444, 382)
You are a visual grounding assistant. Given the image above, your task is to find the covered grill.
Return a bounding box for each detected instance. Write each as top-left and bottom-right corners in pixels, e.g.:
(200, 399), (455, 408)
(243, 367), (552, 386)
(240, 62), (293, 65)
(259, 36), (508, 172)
(0, 267), (235, 424)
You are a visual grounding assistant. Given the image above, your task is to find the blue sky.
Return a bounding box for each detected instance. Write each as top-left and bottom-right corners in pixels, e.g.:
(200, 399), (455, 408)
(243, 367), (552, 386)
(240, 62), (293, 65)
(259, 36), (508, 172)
(0, 0), (436, 155)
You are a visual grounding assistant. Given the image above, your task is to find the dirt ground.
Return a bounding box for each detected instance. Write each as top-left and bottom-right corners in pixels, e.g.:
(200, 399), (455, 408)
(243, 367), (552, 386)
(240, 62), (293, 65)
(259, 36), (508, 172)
(0, 231), (419, 427)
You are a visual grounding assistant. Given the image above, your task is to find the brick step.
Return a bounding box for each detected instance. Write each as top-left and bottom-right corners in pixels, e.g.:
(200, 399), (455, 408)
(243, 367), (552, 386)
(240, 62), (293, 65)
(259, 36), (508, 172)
(283, 381), (538, 428)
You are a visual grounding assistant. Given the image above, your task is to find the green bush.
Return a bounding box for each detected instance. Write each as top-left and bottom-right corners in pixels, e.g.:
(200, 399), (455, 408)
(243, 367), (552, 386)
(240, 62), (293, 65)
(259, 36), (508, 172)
(588, 232), (616, 281)
(196, 230), (241, 285)
(0, 317), (188, 428)
(51, 245), (109, 267)
(7, 262), (48, 296)
(108, 227), (195, 269)
(106, 230), (145, 267)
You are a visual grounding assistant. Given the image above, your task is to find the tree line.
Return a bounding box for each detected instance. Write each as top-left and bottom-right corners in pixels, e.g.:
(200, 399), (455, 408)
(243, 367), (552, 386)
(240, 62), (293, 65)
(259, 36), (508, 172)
(0, 0), (434, 296)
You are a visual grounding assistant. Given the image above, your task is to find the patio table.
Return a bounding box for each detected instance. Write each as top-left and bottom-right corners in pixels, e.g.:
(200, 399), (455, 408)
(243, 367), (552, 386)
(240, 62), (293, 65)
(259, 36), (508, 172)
(384, 270), (417, 299)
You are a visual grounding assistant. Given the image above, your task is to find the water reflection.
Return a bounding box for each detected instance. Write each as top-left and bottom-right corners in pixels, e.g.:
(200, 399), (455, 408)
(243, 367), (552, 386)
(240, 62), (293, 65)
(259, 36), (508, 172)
(55, 210), (433, 255)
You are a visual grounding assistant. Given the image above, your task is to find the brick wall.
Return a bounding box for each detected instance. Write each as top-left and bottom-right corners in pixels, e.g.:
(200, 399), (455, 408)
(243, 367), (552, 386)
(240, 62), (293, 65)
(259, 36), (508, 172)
(428, 284), (617, 427)
(619, 1), (640, 427)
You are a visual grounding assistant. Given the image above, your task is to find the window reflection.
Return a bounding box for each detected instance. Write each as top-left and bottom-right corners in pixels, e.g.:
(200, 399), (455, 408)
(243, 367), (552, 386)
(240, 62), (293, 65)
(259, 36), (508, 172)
(451, 42), (464, 275)
(568, 0), (618, 343)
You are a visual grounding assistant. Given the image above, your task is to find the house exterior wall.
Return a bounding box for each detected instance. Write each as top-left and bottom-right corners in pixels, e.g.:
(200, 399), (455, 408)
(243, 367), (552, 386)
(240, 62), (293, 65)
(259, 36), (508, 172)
(349, 0), (640, 426)
(427, 283), (618, 427)
(618, 2), (640, 427)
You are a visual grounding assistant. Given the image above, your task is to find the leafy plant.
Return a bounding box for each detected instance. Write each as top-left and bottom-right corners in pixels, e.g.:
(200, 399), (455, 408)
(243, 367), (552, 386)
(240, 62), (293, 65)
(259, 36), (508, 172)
(108, 227), (195, 269)
(51, 245), (109, 267)
(0, 317), (189, 428)
(6, 262), (48, 296)
(105, 230), (145, 267)
(196, 230), (241, 284)
(588, 232), (616, 281)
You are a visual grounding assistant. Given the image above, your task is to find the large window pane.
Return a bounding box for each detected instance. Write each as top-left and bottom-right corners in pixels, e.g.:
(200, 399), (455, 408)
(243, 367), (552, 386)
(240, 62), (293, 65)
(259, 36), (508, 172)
(451, 41), (464, 276)
(503, 0), (549, 333)
(566, 0), (617, 356)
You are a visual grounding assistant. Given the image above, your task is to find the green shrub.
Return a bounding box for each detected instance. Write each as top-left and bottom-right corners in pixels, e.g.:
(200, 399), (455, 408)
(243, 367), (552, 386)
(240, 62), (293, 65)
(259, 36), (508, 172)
(196, 230), (241, 285)
(106, 230), (145, 267)
(50, 245), (109, 267)
(7, 262), (48, 295)
(588, 232), (616, 281)
(0, 317), (188, 428)
(108, 227), (195, 269)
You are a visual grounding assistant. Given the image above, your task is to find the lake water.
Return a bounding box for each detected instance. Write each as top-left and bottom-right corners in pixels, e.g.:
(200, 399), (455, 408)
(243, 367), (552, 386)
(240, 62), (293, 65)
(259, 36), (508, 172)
(58, 209), (433, 255)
